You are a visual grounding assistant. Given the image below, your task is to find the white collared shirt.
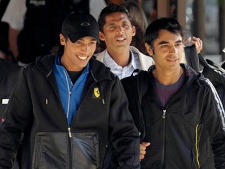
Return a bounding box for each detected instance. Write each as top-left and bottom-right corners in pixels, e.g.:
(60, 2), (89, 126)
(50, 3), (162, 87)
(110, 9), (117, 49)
(103, 50), (141, 79)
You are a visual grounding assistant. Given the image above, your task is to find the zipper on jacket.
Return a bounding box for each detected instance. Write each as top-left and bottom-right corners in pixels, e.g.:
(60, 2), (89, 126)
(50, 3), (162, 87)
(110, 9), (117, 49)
(68, 127), (72, 138)
(64, 70), (71, 121)
(162, 110), (166, 118)
(161, 109), (166, 168)
(68, 127), (72, 169)
(195, 124), (200, 168)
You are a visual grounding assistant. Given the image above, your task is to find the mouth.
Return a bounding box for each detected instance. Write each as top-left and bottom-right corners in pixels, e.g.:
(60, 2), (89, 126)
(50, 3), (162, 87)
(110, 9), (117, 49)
(77, 55), (89, 60)
(167, 58), (179, 62)
(116, 37), (126, 42)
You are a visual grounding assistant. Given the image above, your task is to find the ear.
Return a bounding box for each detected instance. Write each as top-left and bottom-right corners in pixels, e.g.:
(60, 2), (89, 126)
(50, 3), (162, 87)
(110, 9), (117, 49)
(132, 26), (136, 36)
(99, 32), (105, 41)
(60, 34), (66, 45)
(145, 43), (153, 56)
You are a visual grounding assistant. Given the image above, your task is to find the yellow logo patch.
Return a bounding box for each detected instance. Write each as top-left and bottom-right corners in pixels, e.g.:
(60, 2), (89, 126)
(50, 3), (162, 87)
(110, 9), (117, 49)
(93, 87), (100, 98)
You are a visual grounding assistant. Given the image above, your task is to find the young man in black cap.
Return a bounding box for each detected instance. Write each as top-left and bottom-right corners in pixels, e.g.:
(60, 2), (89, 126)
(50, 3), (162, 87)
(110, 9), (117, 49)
(0, 11), (140, 169)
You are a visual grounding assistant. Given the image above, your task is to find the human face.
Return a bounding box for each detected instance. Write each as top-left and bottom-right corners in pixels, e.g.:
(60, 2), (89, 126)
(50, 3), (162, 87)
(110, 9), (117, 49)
(60, 34), (97, 71)
(145, 30), (184, 71)
(99, 12), (135, 52)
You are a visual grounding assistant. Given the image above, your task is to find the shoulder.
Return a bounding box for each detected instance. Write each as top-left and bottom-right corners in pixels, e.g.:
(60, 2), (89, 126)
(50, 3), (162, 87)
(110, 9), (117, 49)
(121, 70), (149, 88)
(129, 46), (147, 57)
(129, 46), (154, 67)
(188, 69), (218, 97)
(90, 58), (117, 80)
(198, 74), (221, 95)
(23, 55), (55, 74)
(0, 59), (21, 75)
(94, 50), (106, 62)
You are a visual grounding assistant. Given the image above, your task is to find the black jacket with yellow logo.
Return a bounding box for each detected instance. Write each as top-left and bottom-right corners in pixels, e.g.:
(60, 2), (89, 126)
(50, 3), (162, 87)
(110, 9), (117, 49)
(0, 55), (140, 169)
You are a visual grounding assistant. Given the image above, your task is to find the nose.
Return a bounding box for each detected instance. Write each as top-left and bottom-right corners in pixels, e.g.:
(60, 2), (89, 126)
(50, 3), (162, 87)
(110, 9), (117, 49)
(170, 46), (178, 53)
(116, 26), (124, 34)
(81, 44), (89, 52)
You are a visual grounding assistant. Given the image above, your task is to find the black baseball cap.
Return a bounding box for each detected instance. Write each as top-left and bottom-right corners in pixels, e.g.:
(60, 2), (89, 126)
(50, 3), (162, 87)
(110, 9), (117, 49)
(62, 11), (99, 43)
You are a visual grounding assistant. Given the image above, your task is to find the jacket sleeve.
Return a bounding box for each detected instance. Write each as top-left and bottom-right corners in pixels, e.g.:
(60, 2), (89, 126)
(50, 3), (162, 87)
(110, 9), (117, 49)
(203, 80), (225, 168)
(109, 77), (140, 169)
(0, 67), (33, 168)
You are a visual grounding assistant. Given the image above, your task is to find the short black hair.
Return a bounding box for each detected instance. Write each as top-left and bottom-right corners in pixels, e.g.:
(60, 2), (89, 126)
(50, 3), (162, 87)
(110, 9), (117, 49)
(98, 3), (132, 32)
(145, 17), (184, 48)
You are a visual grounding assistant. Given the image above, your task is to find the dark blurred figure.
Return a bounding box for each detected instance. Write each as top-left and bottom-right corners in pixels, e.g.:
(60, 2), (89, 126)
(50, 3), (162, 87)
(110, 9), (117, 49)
(147, 0), (177, 23)
(2, 0), (72, 65)
(0, 0), (10, 60)
(0, 0), (9, 59)
(1, 0), (25, 62)
(0, 22), (9, 60)
(0, 58), (21, 169)
(17, 0), (71, 65)
(70, 0), (106, 20)
(0, 58), (20, 119)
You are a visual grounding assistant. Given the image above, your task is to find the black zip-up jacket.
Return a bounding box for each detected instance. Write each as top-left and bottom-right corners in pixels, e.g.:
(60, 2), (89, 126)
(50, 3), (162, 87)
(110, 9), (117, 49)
(0, 55), (140, 169)
(0, 58), (20, 119)
(123, 64), (225, 169)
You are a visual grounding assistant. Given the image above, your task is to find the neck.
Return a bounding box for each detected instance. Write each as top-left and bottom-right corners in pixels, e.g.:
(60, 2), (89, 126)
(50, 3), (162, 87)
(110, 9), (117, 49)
(153, 66), (184, 85)
(107, 47), (130, 67)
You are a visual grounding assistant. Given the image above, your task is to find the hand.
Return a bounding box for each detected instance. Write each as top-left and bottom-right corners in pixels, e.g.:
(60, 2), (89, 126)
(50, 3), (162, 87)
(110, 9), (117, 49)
(191, 36), (202, 54)
(140, 142), (150, 161)
(183, 36), (203, 54)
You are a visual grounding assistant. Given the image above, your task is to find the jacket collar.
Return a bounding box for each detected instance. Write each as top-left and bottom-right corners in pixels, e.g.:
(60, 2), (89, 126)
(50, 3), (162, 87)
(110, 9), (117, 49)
(148, 63), (198, 77)
(31, 54), (55, 77)
(148, 63), (201, 90)
(33, 55), (112, 82)
(147, 64), (201, 105)
(95, 46), (154, 71)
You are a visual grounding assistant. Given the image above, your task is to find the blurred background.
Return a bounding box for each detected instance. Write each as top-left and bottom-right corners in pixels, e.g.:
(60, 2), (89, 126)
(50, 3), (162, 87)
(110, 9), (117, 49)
(0, 0), (224, 63)
(141, 0), (225, 63)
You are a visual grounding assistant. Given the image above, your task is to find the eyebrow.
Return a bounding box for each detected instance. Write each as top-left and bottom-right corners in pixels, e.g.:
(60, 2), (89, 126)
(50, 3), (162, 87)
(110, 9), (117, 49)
(90, 38), (97, 41)
(158, 40), (182, 45)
